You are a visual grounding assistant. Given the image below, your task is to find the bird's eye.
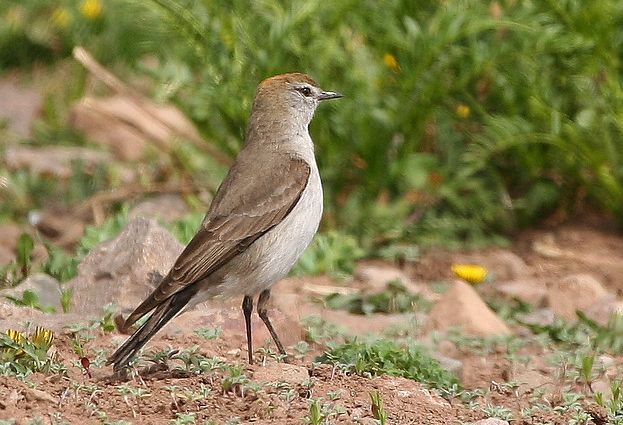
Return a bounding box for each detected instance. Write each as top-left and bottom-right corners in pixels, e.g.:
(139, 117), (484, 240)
(298, 86), (312, 97)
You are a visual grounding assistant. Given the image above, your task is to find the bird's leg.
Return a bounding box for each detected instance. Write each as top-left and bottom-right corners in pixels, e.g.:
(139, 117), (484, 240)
(242, 295), (254, 364)
(257, 289), (288, 361)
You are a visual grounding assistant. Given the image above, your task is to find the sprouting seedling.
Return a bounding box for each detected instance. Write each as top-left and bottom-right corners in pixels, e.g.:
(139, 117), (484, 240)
(370, 390), (388, 424)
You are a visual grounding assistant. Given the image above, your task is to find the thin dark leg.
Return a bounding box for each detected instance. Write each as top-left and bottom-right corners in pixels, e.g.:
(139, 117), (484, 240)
(257, 289), (288, 360)
(242, 295), (254, 364)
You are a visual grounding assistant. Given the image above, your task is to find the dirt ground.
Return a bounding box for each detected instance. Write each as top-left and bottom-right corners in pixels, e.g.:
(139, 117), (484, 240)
(1, 222), (623, 424)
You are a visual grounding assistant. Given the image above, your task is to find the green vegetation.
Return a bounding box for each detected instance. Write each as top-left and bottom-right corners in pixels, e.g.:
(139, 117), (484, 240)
(317, 338), (459, 391)
(370, 390), (388, 425)
(324, 279), (430, 315)
(0, 329), (64, 378)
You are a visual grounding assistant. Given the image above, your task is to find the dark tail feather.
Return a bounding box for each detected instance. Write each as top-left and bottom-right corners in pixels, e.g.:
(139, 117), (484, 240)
(106, 287), (197, 372)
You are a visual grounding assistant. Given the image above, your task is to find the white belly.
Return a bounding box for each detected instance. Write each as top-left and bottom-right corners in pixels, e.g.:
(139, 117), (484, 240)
(199, 164), (323, 299)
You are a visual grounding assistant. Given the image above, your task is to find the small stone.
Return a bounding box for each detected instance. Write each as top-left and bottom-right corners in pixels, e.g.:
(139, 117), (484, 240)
(433, 353), (463, 375)
(355, 264), (421, 294)
(425, 280), (511, 337)
(516, 308), (555, 327)
(129, 194), (190, 224)
(474, 419), (509, 425)
(0, 77), (42, 138)
(548, 274), (611, 320)
(495, 279), (548, 307)
(253, 363), (309, 386)
(65, 218), (183, 315)
(514, 369), (553, 396)
(0, 301), (45, 330)
(1, 273), (61, 312)
(24, 387), (57, 403)
(584, 298), (623, 326)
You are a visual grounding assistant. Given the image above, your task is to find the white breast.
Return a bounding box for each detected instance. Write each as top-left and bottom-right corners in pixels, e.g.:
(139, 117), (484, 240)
(210, 158), (323, 298)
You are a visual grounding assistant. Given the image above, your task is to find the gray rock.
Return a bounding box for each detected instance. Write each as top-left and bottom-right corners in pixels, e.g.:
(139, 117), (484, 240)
(425, 280), (511, 337)
(516, 308), (555, 327)
(129, 194), (190, 224)
(0, 300), (87, 333)
(495, 279), (548, 307)
(433, 353), (463, 376)
(354, 264), (425, 298)
(548, 274), (611, 321)
(1, 273), (61, 312)
(65, 218), (183, 315)
(0, 301), (45, 330)
(584, 297), (623, 326)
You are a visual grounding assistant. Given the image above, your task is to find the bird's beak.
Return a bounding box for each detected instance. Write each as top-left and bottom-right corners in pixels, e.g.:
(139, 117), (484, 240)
(318, 91), (343, 101)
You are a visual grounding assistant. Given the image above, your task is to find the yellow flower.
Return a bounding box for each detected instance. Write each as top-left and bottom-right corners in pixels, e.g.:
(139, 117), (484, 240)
(451, 264), (488, 285)
(383, 53), (399, 71)
(52, 7), (72, 29)
(80, 0), (103, 20)
(3, 329), (26, 358)
(456, 104), (471, 119)
(30, 327), (55, 351)
(6, 329), (26, 345)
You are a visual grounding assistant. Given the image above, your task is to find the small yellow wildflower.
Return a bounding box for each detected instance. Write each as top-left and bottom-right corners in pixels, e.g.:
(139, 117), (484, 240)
(52, 7), (72, 29)
(456, 104), (471, 119)
(3, 329), (26, 358)
(30, 327), (55, 351)
(5, 329), (26, 345)
(80, 0), (103, 20)
(383, 53), (399, 71)
(451, 264), (488, 285)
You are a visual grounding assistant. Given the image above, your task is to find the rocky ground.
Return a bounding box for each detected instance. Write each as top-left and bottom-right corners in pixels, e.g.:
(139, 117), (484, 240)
(1, 218), (623, 424)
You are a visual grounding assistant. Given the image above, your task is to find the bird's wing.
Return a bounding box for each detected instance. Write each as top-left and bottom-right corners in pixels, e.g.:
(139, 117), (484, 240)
(122, 153), (311, 328)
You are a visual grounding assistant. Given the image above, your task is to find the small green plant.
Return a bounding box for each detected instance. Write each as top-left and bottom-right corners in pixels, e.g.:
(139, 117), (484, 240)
(302, 316), (346, 344)
(324, 279), (430, 315)
(595, 380), (623, 424)
(305, 399), (326, 425)
(59, 287), (73, 313)
(194, 326), (222, 340)
(370, 390), (388, 424)
(221, 364), (249, 395)
(41, 243), (79, 283)
(293, 231), (365, 278)
(0, 233), (35, 286)
(4, 289), (55, 313)
(579, 353), (595, 391)
(482, 404), (513, 421)
(170, 412), (196, 425)
(317, 338), (459, 391)
(98, 304), (118, 332)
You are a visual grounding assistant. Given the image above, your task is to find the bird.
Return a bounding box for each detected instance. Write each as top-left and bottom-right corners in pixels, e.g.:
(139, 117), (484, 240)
(107, 73), (342, 372)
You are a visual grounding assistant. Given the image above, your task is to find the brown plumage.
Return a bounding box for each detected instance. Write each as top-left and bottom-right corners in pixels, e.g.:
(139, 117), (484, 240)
(107, 73), (342, 372)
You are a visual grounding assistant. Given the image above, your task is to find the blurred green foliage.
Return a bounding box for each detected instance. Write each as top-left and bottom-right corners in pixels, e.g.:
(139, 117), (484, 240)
(2, 0), (623, 254)
(324, 279), (431, 315)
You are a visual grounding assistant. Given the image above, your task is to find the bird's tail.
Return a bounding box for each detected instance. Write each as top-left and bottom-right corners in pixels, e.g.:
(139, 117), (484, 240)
(106, 287), (197, 372)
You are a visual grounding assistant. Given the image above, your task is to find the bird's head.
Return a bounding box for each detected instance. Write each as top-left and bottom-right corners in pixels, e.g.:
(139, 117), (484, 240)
(251, 73), (342, 128)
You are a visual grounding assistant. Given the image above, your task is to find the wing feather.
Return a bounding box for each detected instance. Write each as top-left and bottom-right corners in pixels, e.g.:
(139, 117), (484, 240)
(122, 154), (310, 328)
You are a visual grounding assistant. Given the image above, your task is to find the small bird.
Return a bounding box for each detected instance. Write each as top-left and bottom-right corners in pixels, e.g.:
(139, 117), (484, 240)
(107, 73), (342, 371)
